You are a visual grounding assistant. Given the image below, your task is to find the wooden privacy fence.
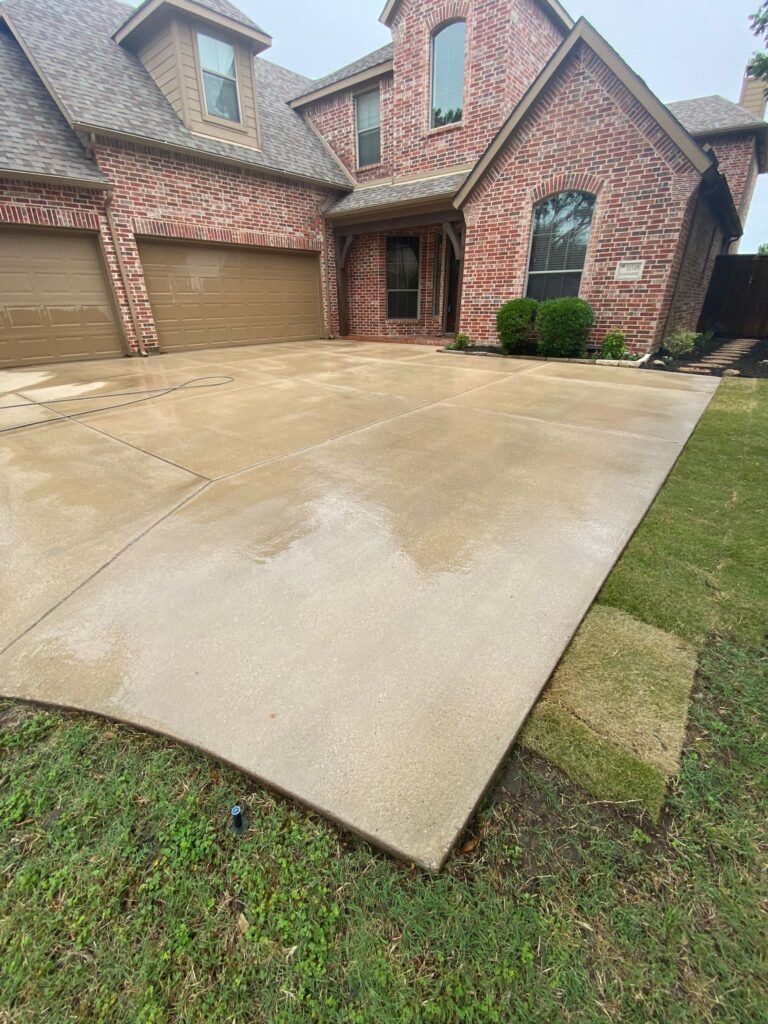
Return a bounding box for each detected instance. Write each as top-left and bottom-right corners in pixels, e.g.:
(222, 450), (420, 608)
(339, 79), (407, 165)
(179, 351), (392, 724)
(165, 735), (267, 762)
(700, 255), (768, 338)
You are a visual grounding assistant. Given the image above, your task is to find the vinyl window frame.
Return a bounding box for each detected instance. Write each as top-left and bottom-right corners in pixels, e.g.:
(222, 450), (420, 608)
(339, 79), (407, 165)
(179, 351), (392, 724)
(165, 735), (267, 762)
(430, 19), (467, 131)
(354, 87), (382, 169)
(195, 30), (244, 128)
(386, 235), (421, 321)
(524, 190), (597, 301)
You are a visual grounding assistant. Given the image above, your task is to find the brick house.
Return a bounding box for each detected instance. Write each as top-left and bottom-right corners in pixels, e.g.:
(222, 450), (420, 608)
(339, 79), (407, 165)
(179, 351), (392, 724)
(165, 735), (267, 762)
(0, 0), (766, 367)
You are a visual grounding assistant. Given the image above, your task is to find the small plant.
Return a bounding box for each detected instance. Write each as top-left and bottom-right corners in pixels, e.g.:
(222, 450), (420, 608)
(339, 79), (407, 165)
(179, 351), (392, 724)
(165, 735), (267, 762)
(446, 332), (471, 351)
(600, 331), (628, 360)
(496, 298), (539, 354)
(536, 298), (595, 358)
(664, 329), (698, 359)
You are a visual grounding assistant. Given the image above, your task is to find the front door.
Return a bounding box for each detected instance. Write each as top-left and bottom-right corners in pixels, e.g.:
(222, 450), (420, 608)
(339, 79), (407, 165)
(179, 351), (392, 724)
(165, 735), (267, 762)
(444, 254), (461, 334)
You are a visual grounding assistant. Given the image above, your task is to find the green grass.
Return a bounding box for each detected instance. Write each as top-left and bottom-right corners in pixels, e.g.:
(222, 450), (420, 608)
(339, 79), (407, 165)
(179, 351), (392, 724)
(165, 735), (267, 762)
(521, 605), (698, 814)
(1, 379), (767, 1023)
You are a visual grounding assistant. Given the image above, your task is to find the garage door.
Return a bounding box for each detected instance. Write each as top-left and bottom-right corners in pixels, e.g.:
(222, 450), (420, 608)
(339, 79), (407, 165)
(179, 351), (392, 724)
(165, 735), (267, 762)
(138, 240), (323, 351)
(0, 228), (123, 368)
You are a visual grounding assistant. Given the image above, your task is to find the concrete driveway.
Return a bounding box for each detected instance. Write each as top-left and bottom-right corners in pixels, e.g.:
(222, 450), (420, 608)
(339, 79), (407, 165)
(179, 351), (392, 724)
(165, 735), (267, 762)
(0, 341), (718, 868)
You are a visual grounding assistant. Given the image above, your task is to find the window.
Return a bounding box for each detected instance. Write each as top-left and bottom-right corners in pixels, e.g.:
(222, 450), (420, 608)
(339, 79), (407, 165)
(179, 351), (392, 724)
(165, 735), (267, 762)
(431, 21), (466, 129)
(526, 191), (595, 300)
(387, 237), (420, 319)
(355, 89), (381, 167)
(198, 32), (240, 123)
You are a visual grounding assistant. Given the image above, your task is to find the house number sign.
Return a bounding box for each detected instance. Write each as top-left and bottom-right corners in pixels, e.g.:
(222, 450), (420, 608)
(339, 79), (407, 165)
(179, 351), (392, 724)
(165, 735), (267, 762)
(615, 260), (646, 282)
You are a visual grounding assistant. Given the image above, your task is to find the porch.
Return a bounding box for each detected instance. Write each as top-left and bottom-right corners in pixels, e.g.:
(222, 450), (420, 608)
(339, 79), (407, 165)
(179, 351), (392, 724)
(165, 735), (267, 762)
(326, 176), (468, 343)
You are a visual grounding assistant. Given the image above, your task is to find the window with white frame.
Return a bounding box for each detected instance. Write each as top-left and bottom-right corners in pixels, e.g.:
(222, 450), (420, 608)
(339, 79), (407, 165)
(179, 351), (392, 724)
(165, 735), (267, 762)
(526, 191), (596, 300)
(355, 89), (381, 167)
(198, 32), (240, 123)
(431, 21), (466, 129)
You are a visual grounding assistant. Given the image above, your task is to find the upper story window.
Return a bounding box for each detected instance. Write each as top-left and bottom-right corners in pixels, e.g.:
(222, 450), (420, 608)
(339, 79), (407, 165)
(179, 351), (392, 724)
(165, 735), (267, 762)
(356, 89), (381, 168)
(431, 21), (466, 129)
(197, 32), (241, 124)
(526, 191), (596, 301)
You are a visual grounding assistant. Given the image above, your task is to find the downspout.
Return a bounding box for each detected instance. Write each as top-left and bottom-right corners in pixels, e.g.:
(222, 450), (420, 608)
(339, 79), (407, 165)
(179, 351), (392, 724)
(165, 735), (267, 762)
(88, 133), (147, 356)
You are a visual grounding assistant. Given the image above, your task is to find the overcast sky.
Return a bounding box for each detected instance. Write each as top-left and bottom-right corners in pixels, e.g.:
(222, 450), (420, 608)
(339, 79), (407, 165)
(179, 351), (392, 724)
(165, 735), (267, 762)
(239, 0), (767, 253)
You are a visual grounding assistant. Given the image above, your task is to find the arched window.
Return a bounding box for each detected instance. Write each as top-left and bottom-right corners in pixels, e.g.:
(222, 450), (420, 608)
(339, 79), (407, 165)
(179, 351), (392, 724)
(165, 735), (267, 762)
(431, 21), (466, 129)
(526, 191), (596, 301)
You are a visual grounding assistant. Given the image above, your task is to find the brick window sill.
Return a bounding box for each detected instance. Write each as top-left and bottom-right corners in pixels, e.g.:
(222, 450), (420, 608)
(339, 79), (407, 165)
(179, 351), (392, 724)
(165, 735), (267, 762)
(427, 121), (464, 139)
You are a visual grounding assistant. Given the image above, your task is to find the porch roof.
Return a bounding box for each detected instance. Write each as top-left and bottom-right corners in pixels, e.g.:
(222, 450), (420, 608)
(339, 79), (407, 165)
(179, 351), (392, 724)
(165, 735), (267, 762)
(325, 171), (469, 219)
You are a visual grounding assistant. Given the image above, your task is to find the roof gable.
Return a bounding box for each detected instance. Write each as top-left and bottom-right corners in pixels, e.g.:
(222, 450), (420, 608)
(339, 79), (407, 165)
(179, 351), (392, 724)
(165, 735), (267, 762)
(114, 0), (271, 52)
(0, 0), (352, 188)
(290, 44), (394, 109)
(455, 18), (714, 208)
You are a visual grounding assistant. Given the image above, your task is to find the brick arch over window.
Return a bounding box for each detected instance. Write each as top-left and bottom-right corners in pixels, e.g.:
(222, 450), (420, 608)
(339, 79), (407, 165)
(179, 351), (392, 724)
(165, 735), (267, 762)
(425, 1), (470, 32)
(531, 173), (604, 203)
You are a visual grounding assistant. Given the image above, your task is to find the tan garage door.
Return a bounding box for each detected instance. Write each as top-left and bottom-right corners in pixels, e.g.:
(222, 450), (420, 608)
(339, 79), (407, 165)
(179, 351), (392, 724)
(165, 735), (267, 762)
(138, 240), (323, 351)
(0, 228), (123, 368)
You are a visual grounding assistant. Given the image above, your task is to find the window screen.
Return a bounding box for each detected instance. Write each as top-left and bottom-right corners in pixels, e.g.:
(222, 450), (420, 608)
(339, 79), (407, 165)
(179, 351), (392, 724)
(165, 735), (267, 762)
(198, 33), (240, 123)
(356, 90), (381, 167)
(387, 237), (420, 319)
(431, 22), (465, 128)
(526, 191), (595, 301)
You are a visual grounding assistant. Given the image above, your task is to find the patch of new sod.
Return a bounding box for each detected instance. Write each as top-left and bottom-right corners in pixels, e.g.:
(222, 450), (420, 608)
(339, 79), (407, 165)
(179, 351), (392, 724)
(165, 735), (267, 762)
(521, 606), (697, 816)
(522, 379), (768, 813)
(0, 379), (766, 1022)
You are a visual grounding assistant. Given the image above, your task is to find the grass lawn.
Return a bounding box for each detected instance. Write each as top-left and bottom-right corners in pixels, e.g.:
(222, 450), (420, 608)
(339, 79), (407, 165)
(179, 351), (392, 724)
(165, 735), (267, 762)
(1, 378), (767, 1023)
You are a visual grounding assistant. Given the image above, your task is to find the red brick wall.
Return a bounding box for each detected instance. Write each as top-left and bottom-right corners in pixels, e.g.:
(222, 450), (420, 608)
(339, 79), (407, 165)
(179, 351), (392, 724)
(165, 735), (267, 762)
(306, 76), (395, 183)
(93, 139), (335, 350)
(304, 0), (563, 184)
(345, 228), (445, 336)
(459, 43), (703, 353)
(703, 133), (759, 217)
(663, 187), (727, 338)
(387, 0), (563, 177)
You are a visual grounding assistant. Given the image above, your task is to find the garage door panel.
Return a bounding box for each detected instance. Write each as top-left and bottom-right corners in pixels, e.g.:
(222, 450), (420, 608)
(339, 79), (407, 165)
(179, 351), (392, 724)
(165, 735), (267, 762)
(0, 229), (123, 368)
(138, 240), (323, 352)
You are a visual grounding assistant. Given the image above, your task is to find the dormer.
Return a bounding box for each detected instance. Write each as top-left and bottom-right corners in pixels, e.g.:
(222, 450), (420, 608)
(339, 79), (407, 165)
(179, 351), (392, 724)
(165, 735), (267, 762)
(114, 0), (271, 150)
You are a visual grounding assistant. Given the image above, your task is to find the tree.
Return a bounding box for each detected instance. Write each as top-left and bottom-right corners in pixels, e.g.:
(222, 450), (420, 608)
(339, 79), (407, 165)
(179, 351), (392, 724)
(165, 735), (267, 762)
(759, 242), (768, 256)
(750, 3), (768, 85)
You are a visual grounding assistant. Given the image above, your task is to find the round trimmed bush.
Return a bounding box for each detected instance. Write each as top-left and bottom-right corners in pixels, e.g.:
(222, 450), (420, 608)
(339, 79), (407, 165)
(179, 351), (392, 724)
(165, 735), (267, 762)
(536, 298), (595, 358)
(600, 331), (628, 360)
(496, 298), (539, 354)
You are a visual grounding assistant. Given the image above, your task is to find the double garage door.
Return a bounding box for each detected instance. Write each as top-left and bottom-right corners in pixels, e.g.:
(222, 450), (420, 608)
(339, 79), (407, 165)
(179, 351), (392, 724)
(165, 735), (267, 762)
(138, 240), (323, 352)
(0, 227), (323, 368)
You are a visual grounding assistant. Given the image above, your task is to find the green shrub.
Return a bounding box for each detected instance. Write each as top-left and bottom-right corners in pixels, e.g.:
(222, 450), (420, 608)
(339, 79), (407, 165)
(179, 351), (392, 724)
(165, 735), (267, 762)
(536, 298), (595, 358)
(664, 330), (698, 358)
(445, 332), (471, 351)
(600, 331), (628, 360)
(496, 298), (539, 354)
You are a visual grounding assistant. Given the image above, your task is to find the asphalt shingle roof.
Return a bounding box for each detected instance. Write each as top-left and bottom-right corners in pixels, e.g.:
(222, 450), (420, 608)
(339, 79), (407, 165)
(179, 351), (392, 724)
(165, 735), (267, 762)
(117, 0), (267, 38)
(0, 0), (351, 188)
(667, 95), (765, 135)
(327, 171), (468, 217)
(292, 43), (394, 102)
(0, 27), (107, 183)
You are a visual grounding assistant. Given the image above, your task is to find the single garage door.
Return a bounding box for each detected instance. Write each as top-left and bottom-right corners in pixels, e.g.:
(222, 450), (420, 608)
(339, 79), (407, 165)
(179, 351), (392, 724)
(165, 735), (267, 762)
(138, 240), (323, 351)
(0, 228), (123, 368)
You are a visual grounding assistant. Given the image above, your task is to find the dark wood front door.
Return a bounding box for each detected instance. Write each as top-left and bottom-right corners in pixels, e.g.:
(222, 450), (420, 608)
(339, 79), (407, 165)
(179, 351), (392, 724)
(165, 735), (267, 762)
(444, 254), (461, 334)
